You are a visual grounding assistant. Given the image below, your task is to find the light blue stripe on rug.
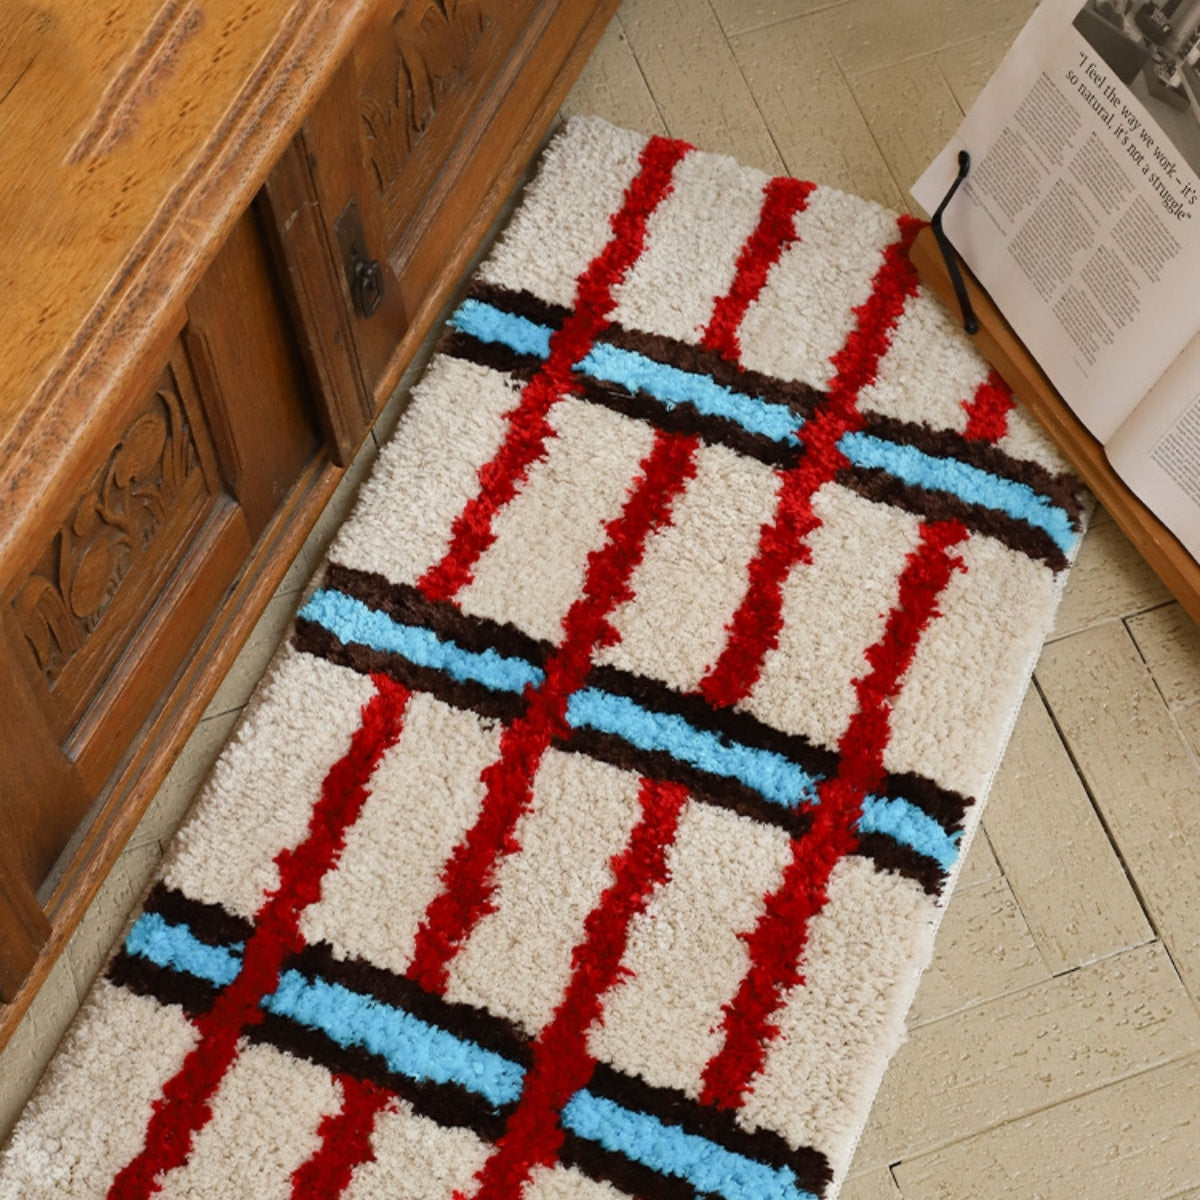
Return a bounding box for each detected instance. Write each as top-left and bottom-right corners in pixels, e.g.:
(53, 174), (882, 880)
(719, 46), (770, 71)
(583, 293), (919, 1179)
(123, 913), (815, 1191)
(450, 299), (1077, 556)
(263, 972), (524, 1110)
(124, 912), (243, 986)
(298, 589), (545, 695)
(565, 688), (821, 809)
(450, 298), (554, 358)
(579, 343), (803, 444)
(450, 300), (803, 445)
(839, 432), (1077, 554)
(856, 796), (961, 871)
(561, 1091), (817, 1200)
(123, 914), (523, 1109)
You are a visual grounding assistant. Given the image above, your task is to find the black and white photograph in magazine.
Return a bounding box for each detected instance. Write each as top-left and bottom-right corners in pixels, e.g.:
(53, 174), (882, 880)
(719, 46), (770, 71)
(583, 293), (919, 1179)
(1074, 0), (1200, 174)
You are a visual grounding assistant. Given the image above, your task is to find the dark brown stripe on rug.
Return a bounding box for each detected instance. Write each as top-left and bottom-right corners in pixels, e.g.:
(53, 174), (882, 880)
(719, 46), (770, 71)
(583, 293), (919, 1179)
(322, 562), (555, 667)
(585, 663), (840, 781)
(440, 332), (801, 469)
(248, 1010), (511, 1143)
(110, 946), (510, 1141)
(584, 1061), (832, 1198)
(440, 331), (544, 381)
(286, 941), (534, 1072)
(295, 607), (966, 865)
(839, 466), (1070, 571)
(560, 726), (813, 838)
(293, 618), (529, 723)
(558, 730), (950, 891)
(558, 1134), (704, 1200)
(601, 323), (826, 424)
(859, 412), (1086, 527)
(883, 769), (971, 832)
(107, 950), (218, 1019)
(140, 881), (254, 949)
(853, 837), (948, 896)
(464, 280), (572, 332)
(573, 374), (800, 468)
(460, 281), (826, 424)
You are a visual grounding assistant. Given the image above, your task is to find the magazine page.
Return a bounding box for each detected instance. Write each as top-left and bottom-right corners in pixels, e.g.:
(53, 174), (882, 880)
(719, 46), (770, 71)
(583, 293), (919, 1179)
(1106, 329), (1200, 558)
(913, 0), (1200, 444)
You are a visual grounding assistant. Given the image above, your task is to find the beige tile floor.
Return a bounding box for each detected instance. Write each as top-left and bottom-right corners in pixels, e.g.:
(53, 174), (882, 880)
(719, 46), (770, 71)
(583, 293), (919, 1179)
(4, 1), (1200, 1195)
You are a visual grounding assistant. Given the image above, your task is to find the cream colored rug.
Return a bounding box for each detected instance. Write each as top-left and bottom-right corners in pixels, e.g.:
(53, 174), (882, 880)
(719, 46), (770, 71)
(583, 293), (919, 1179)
(0, 117), (1084, 1200)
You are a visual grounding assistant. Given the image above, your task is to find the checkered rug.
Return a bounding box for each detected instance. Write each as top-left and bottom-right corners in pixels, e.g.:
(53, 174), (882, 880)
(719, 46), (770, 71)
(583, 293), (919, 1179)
(0, 117), (1084, 1200)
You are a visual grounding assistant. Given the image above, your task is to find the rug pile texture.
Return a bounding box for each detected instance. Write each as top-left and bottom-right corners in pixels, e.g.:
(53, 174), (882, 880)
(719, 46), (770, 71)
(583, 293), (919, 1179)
(0, 117), (1084, 1199)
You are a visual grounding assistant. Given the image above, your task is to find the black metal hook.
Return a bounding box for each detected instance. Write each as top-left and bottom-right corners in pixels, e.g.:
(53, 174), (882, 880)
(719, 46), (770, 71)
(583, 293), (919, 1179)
(930, 150), (979, 335)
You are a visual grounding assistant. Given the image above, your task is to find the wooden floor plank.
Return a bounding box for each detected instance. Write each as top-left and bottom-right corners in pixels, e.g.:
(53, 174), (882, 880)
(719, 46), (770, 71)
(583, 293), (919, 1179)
(953, 822), (1002, 892)
(1127, 603), (1200, 710)
(558, 13), (668, 139)
(984, 686), (1153, 974)
(892, 1055), (1200, 1200)
(1051, 517), (1172, 639)
(728, 17), (904, 209)
(707, 0), (847, 39)
(846, 55), (966, 217)
(804, 0), (1039, 79)
(1036, 622), (1200, 998)
(854, 943), (1200, 1173)
(838, 1165), (904, 1200)
(1180, 704), (1200, 762)
(906, 876), (1048, 1028)
(0, 956), (79, 1143)
(933, 29), (1031, 115)
(618, 0), (784, 175)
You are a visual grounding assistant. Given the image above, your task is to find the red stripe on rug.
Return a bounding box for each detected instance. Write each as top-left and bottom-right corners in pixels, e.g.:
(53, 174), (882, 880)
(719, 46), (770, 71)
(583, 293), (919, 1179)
(288, 1075), (394, 1198)
(699, 518), (969, 1110)
(701, 176), (816, 363)
(459, 778), (689, 1200)
(698, 214), (924, 711)
(108, 675), (411, 1200)
(407, 431), (701, 996)
(418, 135), (692, 604)
(962, 367), (1014, 443)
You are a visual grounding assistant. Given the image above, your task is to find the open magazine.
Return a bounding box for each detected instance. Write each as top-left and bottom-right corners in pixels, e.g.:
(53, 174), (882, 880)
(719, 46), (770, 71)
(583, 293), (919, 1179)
(912, 0), (1200, 561)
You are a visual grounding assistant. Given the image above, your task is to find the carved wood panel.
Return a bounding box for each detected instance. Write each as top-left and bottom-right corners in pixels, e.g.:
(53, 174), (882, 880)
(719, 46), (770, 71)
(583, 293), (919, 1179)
(356, 0), (540, 246)
(361, 0), (490, 194)
(15, 381), (199, 683)
(287, 0), (615, 414)
(10, 347), (222, 740)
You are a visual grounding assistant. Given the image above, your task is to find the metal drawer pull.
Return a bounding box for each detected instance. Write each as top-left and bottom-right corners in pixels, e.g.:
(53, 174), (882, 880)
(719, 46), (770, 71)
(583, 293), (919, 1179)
(353, 255), (384, 318)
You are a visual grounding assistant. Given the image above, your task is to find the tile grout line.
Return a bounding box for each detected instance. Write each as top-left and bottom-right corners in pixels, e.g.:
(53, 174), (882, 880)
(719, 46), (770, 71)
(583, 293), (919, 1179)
(1123, 609), (1200, 779)
(886, 1047), (1200, 1191)
(903, 935), (1164, 1034)
(1029, 666), (1170, 963)
(708, 0), (858, 41)
(615, 11), (672, 139)
(711, 0), (790, 178)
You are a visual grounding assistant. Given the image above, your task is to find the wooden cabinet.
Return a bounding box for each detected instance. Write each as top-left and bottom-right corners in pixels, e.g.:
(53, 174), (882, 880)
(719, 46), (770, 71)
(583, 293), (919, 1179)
(264, 0), (615, 458)
(0, 189), (325, 1017)
(0, 0), (616, 1045)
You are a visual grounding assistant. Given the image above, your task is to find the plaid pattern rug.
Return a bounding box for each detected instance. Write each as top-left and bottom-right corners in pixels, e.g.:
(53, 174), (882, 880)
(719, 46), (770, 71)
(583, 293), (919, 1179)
(0, 117), (1083, 1200)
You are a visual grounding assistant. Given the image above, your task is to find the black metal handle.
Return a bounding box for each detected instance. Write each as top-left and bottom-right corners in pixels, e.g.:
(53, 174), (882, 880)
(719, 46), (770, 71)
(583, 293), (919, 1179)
(930, 150), (979, 335)
(352, 255), (384, 319)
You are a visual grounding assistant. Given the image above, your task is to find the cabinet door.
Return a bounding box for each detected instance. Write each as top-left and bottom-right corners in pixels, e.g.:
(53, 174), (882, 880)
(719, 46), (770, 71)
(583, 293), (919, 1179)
(0, 323), (248, 1003)
(0, 205), (321, 1005)
(263, 0), (618, 461)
